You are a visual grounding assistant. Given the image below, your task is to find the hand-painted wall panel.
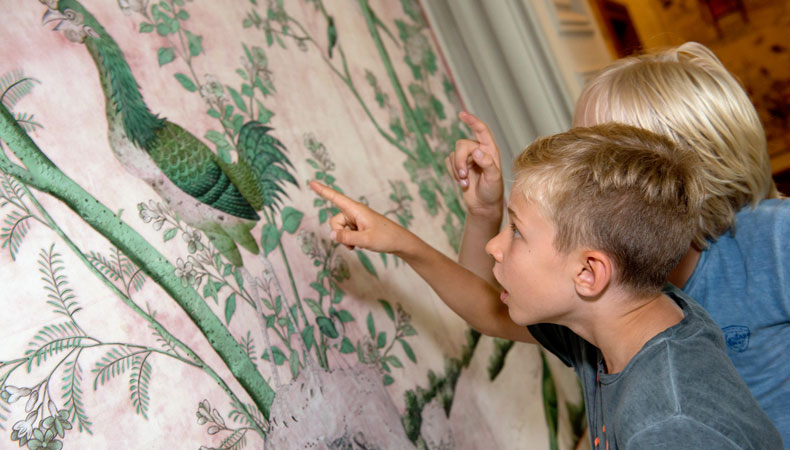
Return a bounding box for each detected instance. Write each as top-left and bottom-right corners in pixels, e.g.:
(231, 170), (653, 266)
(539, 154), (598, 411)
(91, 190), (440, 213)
(0, 1), (584, 449)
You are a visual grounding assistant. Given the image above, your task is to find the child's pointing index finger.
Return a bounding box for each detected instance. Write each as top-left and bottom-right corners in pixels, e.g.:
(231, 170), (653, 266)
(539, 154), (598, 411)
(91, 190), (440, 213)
(309, 181), (354, 210)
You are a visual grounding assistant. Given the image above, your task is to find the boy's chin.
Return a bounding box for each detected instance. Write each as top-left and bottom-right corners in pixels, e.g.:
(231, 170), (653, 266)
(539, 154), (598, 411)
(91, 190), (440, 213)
(507, 309), (530, 327)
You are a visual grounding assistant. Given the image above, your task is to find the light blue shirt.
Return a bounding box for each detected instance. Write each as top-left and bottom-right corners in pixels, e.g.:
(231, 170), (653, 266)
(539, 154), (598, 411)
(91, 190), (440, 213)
(684, 198), (790, 445)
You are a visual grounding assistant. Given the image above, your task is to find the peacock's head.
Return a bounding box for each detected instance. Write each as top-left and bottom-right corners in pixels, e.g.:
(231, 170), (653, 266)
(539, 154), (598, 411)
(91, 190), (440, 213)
(40, 0), (98, 44)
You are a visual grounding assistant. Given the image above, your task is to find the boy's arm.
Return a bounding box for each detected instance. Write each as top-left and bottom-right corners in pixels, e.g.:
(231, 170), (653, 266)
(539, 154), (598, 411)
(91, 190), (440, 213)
(310, 181), (533, 343)
(446, 112), (504, 285)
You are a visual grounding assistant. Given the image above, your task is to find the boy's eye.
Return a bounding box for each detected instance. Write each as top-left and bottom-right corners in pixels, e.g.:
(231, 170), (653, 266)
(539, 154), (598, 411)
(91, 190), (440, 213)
(510, 223), (521, 238)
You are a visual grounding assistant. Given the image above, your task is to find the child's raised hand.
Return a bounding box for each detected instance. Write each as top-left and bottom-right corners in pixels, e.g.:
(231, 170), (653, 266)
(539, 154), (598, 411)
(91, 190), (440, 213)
(309, 181), (412, 255)
(446, 112), (504, 217)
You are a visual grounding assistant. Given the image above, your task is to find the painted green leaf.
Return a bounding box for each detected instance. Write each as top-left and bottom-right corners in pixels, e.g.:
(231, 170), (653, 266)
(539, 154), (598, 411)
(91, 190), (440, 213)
(302, 325), (315, 351)
(387, 355), (403, 368)
(423, 49), (437, 75)
(340, 336), (354, 354)
(231, 114), (245, 134)
(310, 281), (329, 297)
(156, 22), (170, 36)
(227, 86), (248, 114)
(383, 374), (394, 386)
(204, 130), (233, 164)
(318, 208), (328, 224)
(327, 16), (337, 58)
(378, 299), (394, 321)
(331, 288), (344, 304)
(207, 108), (221, 119)
(203, 280), (221, 303)
(316, 317), (339, 339)
(540, 350), (559, 450)
(233, 267), (244, 290)
(163, 228), (177, 242)
(176, 9), (190, 21)
(289, 350), (300, 378)
(430, 95), (445, 120)
(355, 250), (378, 278)
(139, 22), (154, 33)
(256, 100), (274, 124)
(399, 339), (416, 363)
(280, 207), (304, 234)
(304, 298), (324, 318)
(260, 223), (280, 255)
(401, 323), (417, 336)
(224, 293), (236, 325)
(157, 47), (175, 66)
(262, 346), (286, 365)
(274, 295), (282, 315)
(366, 312), (375, 339)
(241, 83), (254, 97)
(334, 309), (354, 323)
(173, 73), (197, 92)
(377, 331), (387, 349)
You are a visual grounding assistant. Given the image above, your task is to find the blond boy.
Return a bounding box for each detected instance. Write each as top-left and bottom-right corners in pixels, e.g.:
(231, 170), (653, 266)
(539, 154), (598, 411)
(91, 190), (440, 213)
(311, 124), (782, 449)
(450, 42), (790, 442)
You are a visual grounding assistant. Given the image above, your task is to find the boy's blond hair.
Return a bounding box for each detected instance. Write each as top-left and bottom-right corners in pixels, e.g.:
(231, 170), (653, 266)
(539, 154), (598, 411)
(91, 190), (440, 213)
(574, 42), (779, 249)
(514, 124), (703, 295)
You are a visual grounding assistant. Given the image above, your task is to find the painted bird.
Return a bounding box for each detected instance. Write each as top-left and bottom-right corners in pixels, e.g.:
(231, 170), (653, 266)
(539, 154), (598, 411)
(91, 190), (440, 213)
(40, 0), (297, 266)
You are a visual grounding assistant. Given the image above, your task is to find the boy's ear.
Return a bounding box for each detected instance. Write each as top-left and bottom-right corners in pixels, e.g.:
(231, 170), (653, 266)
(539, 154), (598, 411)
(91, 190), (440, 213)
(574, 250), (612, 298)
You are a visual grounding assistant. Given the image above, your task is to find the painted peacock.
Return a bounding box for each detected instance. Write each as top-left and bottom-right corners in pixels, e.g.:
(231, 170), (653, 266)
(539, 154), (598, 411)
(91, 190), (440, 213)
(40, 0), (296, 266)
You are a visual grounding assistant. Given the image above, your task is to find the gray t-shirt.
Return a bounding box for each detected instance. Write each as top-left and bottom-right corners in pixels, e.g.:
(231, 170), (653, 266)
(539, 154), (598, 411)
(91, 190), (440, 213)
(529, 285), (783, 449)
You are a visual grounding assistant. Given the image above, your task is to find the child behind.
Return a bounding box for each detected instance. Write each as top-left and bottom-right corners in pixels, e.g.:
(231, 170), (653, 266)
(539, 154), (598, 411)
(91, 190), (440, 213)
(450, 42), (790, 442)
(311, 123), (782, 449)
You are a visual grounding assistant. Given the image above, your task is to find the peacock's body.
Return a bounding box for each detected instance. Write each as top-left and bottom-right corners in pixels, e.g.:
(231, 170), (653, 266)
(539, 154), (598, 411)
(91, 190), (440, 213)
(41, 0), (296, 266)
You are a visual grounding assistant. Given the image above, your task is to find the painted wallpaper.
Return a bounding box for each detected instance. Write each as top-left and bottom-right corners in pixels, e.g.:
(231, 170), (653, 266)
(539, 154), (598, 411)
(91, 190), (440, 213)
(0, 1), (584, 449)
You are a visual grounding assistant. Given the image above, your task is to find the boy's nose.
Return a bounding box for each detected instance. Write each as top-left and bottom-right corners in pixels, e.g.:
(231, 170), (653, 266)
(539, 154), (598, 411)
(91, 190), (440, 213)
(485, 232), (504, 263)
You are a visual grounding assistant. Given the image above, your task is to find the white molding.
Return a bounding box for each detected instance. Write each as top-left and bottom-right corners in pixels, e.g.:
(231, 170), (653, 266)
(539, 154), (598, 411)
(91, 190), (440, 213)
(422, 0), (578, 184)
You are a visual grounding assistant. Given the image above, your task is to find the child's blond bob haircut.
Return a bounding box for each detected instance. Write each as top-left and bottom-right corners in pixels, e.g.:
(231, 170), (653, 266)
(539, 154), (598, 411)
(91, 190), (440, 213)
(513, 124), (703, 295)
(574, 42), (778, 249)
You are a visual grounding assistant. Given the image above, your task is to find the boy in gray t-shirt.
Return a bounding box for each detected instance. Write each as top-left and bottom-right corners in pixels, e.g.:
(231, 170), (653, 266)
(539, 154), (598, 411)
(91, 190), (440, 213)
(531, 284), (779, 449)
(311, 124), (782, 449)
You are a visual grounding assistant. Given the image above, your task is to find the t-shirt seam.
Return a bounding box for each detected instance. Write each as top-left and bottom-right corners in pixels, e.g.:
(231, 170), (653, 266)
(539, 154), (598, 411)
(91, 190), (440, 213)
(626, 414), (742, 448)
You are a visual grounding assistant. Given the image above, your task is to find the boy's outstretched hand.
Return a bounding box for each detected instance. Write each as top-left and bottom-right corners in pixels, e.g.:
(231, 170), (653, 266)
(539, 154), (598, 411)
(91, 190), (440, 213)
(446, 112), (504, 217)
(309, 181), (413, 256)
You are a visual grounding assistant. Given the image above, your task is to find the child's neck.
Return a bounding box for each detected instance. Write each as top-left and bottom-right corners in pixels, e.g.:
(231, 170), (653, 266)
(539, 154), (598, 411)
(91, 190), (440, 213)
(667, 246), (701, 288)
(582, 292), (684, 374)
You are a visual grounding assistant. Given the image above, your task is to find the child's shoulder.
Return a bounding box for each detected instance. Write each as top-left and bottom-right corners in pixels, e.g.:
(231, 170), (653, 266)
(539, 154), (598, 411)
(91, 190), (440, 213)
(735, 197), (790, 230)
(610, 289), (780, 447)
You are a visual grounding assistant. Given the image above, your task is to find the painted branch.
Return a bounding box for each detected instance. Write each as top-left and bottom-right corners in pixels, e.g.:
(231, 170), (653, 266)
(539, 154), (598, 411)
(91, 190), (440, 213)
(0, 104), (275, 419)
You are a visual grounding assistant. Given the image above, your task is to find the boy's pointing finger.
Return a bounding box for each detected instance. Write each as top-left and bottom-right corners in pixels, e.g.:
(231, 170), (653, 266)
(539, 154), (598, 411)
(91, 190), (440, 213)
(459, 111), (495, 148)
(309, 181), (355, 210)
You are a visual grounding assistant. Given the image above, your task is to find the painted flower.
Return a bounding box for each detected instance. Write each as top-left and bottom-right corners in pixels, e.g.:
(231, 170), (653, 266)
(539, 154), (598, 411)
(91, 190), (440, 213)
(174, 258), (197, 287)
(396, 304), (411, 326)
(41, 409), (72, 440)
(26, 427), (63, 450)
(196, 399), (212, 425)
(11, 411), (37, 444)
(199, 74), (228, 104)
(332, 256), (350, 281)
(182, 227), (204, 254)
(304, 133), (335, 172)
(2, 385), (31, 403)
(117, 0), (149, 15)
(138, 201), (165, 230)
(25, 388), (40, 413)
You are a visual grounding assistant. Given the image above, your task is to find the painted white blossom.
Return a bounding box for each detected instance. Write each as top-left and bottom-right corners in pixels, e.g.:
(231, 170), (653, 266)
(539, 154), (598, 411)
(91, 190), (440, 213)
(2, 386), (31, 404)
